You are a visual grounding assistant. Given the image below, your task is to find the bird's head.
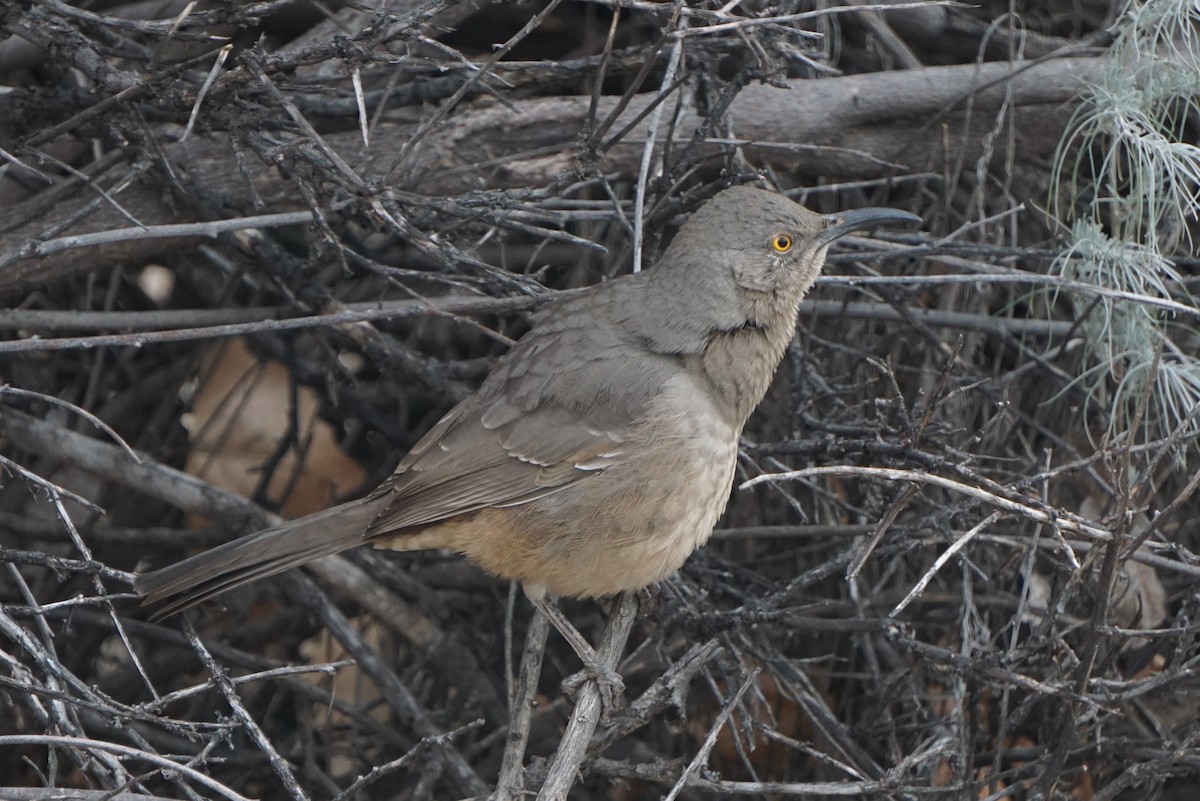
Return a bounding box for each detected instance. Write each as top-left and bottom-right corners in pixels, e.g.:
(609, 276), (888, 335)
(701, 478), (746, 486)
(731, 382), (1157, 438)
(656, 185), (919, 326)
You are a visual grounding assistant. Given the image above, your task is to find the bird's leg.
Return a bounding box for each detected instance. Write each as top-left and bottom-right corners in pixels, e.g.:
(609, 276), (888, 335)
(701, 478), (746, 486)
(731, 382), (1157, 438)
(635, 583), (661, 616)
(526, 593), (626, 714)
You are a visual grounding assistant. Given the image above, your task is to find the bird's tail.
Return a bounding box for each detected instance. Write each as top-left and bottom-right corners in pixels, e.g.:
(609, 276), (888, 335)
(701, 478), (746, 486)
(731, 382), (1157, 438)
(135, 499), (380, 620)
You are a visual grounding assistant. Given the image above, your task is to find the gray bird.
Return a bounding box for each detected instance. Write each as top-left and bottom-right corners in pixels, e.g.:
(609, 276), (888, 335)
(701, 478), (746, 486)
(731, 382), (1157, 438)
(136, 185), (918, 688)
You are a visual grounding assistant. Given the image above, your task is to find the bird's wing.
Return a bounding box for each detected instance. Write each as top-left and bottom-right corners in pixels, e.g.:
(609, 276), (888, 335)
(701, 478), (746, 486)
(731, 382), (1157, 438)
(364, 297), (677, 536)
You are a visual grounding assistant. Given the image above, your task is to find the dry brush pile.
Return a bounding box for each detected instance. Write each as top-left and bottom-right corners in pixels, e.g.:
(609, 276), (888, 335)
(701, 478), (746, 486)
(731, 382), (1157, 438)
(2, 0), (1199, 799)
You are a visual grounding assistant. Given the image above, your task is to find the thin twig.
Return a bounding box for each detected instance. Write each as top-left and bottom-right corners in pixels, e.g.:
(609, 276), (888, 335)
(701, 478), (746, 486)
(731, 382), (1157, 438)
(494, 606), (550, 801)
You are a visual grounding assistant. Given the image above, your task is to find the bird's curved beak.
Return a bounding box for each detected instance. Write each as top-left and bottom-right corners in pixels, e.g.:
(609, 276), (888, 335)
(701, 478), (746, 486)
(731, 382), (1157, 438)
(817, 207), (921, 247)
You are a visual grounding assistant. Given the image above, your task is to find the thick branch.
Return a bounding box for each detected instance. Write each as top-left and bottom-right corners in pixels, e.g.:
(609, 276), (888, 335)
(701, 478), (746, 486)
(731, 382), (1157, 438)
(0, 57), (1104, 298)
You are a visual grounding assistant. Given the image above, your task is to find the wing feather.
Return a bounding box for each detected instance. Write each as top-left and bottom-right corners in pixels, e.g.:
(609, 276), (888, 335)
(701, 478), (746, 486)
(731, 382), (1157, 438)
(363, 289), (684, 539)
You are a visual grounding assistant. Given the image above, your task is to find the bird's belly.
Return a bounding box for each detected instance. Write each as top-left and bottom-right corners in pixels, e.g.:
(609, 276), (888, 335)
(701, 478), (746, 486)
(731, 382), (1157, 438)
(560, 449), (736, 597)
(384, 378), (740, 598)
(481, 394), (738, 597)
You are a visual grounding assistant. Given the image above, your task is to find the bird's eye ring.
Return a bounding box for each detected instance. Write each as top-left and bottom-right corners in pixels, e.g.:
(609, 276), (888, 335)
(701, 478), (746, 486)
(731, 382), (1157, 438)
(771, 233), (793, 253)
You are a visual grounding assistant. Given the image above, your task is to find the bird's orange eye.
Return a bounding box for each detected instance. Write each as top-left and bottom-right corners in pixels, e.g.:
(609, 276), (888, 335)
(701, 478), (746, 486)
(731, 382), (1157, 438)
(771, 233), (793, 253)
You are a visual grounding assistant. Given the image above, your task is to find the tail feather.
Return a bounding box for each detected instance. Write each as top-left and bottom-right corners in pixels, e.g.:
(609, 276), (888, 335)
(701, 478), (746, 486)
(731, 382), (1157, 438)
(135, 500), (380, 619)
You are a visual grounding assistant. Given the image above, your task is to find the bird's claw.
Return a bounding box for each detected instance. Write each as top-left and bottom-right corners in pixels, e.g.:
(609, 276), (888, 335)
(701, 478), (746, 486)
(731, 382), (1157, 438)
(562, 662), (625, 720)
(635, 584), (660, 617)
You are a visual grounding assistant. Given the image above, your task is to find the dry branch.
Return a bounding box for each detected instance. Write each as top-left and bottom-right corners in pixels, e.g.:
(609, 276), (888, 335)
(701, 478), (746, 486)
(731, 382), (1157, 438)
(1, 57), (1103, 297)
(4, 0), (1200, 799)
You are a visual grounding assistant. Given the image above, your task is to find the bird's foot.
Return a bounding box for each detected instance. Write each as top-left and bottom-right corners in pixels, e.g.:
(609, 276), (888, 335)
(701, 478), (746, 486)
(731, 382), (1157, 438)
(526, 592), (627, 719)
(562, 660), (625, 720)
(635, 584), (661, 617)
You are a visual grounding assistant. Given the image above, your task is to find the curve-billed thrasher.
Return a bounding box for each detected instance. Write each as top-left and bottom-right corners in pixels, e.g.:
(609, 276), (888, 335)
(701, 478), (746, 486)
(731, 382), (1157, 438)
(136, 185), (918, 689)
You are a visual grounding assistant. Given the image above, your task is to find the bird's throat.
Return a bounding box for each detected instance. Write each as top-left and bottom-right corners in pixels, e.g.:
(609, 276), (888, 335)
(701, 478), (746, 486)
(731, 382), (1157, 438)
(699, 321), (790, 427)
